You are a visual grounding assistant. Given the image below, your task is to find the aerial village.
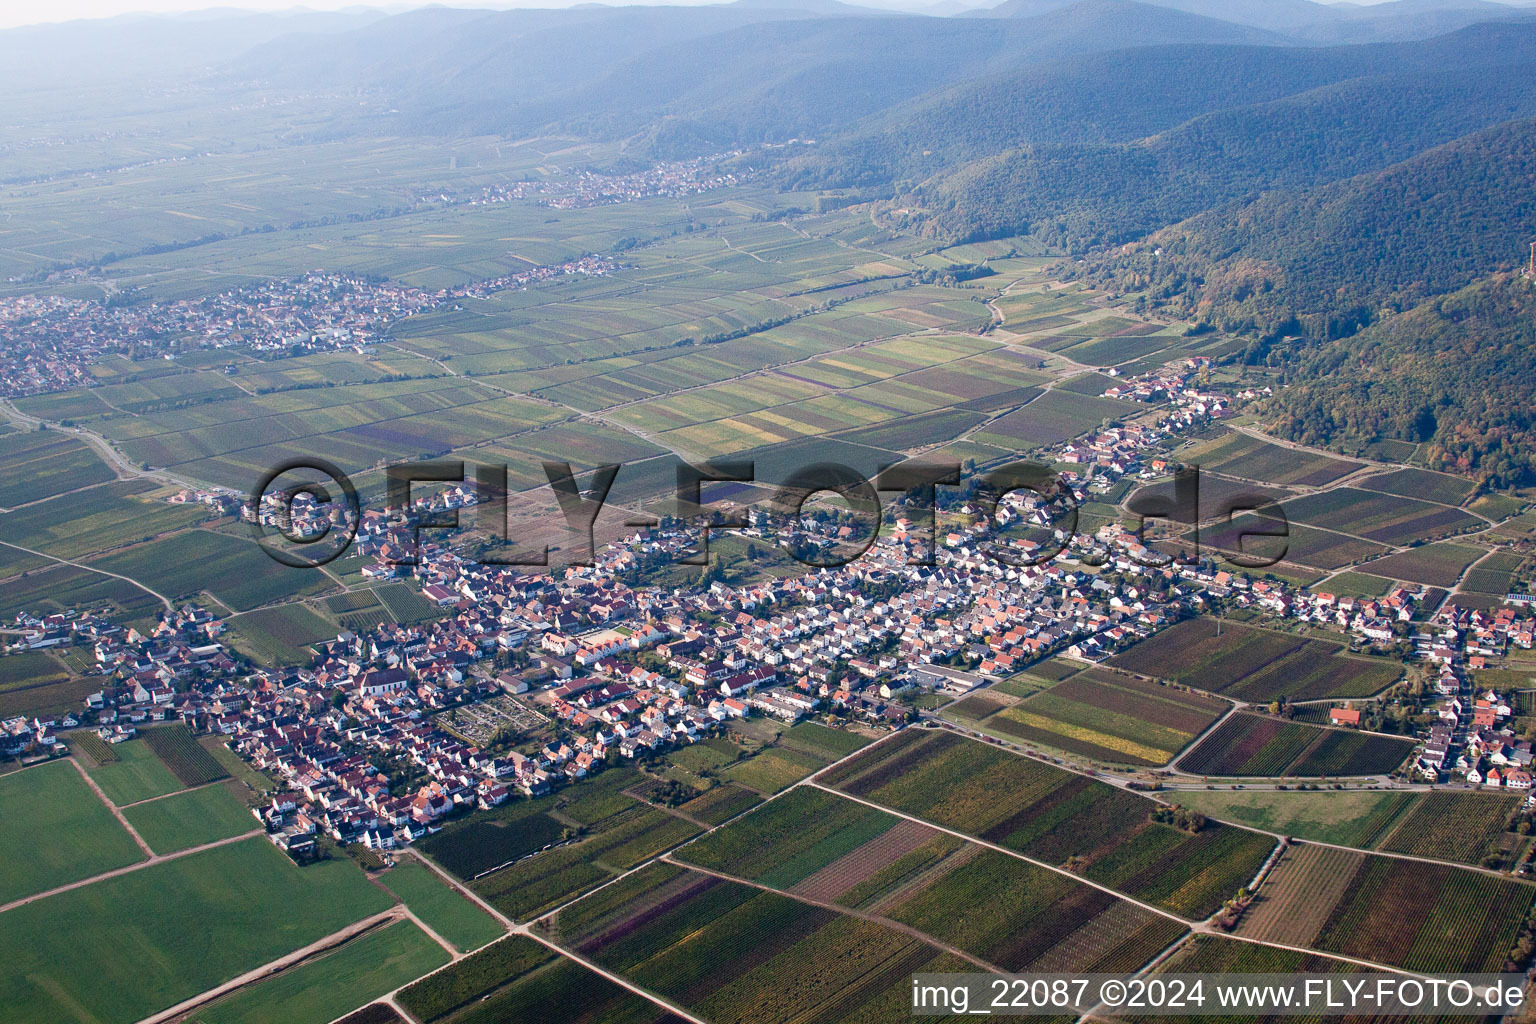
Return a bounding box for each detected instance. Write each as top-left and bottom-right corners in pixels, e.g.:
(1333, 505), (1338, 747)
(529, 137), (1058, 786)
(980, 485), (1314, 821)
(5, 352), (1536, 860)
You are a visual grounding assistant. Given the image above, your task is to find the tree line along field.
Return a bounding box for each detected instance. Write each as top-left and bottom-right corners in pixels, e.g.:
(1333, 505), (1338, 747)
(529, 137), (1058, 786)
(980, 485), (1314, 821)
(1175, 789), (1525, 868)
(1109, 617), (1402, 701)
(970, 667), (1230, 767)
(1238, 843), (1534, 974)
(818, 729), (1276, 920)
(0, 837), (394, 1024)
(1178, 713), (1415, 777)
(675, 787), (1188, 975)
(532, 860), (971, 1024)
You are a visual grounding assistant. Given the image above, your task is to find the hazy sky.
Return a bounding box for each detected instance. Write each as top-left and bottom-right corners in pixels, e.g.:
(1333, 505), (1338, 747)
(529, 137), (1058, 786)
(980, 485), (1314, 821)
(0, 0), (1459, 32)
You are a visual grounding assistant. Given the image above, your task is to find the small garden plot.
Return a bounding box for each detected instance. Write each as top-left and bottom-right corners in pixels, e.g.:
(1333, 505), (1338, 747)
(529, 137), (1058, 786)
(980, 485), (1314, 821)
(1357, 542), (1485, 587)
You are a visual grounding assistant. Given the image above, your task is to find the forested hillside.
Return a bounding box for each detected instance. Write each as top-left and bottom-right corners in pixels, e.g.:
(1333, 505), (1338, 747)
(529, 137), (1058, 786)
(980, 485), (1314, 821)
(885, 33), (1536, 248)
(1259, 274), (1536, 488)
(1067, 117), (1536, 339)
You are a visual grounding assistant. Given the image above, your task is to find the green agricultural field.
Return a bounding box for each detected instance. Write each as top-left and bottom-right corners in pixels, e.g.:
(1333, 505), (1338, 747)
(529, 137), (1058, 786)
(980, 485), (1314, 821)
(676, 786), (899, 889)
(1357, 542), (1486, 587)
(228, 602), (339, 665)
(187, 920), (450, 1024)
(142, 723), (230, 787)
(1176, 789), (1422, 847)
(121, 781), (257, 855)
(821, 730), (1275, 919)
(1361, 467), (1476, 506)
(0, 837), (393, 1024)
(0, 562), (166, 633)
(0, 430), (116, 508)
(1377, 791), (1523, 867)
(972, 390), (1126, 450)
(0, 480), (208, 560)
(1201, 515), (1388, 570)
(86, 737), (184, 804)
(558, 861), (961, 1023)
(984, 669), (1228, 766)
(0, 650), (71, 693)
(1182, 430), (1360, 487)
(1108, 618), (1399, 700)
(721, 745), (825, 793)
(381, 860), (505, 952)
(881, 845), (1188, 973)
(0, 759), (145, 903)
(677, 783), (763, 825)
(1179, 713), (1414, 777)
(417, 801), (567, 879)
(1319, 572), (1395, 597)
(399, 933), (680, 1024)
(776, 721), (872, 761)
(471, 805), (700, 921)
(90, 529), (332, 612)
(1282, 488), (1480, 546)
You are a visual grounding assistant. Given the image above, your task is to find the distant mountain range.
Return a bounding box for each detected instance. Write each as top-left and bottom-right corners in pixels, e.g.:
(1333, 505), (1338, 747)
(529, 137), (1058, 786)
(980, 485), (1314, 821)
(9, 0), (1536, 481)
